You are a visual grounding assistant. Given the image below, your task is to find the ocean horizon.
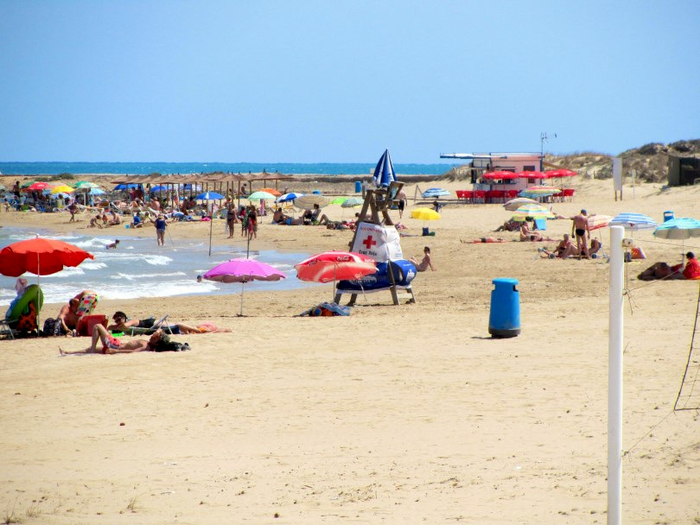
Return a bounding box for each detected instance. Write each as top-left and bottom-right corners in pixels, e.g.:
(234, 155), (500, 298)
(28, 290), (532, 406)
(0, 161), (457, 177)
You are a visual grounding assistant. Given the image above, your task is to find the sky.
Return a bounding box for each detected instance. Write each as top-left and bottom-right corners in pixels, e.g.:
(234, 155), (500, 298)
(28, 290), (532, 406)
(1, 0), (699, 164)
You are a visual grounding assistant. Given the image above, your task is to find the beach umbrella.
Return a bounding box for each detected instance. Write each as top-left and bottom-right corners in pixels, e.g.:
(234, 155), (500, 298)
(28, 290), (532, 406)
(74, 181), (99, 189)
(330, 197), (348, 205)
(20, 181), (37, 189)
(587, 214), (613, 231)
(259, 188), (282, 197)
(653, 217), (700, 240)
(246, 191), (277, 201)
(0, 237), (95, 278)
(515, 171), (547, 179)
(50, 185), (75, 194)
(203, 258), (286, 316)
(294, 195), (329, 209)
(372, 149), (397, 188)
(24, 182), (51, 192)
(0, 237), (95, 328)
(511, 203), (556, 221)
(114, 183), (140, 191)
(295, 251), (376, 300)
(482, 171), (519, 180)
(410, 208), (441, 221)
(544, 168), (578, 179)
(195, 191), (225, 200)
(88, 188), (106, 195)
(609, 212), (657, 231)
(519, 186), (561, 198)
(277, 192), (303, 203)
(341, 197), (364, 208)
(422, 188), (451, 198)
(503, 197), (539, 211)
(150, 185), (169, 192)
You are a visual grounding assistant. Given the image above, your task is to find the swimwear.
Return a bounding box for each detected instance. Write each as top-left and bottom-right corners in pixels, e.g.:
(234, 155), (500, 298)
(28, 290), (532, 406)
(102, 335), (122, 353)
(575, 228), (585, 237)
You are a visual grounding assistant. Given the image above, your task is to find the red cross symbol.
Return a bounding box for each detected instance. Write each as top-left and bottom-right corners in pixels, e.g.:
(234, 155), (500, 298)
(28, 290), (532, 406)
(362, 235), (377, 250)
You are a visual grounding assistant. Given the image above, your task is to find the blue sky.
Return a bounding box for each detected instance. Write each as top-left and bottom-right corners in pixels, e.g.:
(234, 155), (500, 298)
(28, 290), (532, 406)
(1, 0), (698, 163)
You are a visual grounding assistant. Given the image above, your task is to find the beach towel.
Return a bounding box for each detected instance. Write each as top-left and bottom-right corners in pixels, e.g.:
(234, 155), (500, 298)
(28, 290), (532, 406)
(76, 294), (99, 318)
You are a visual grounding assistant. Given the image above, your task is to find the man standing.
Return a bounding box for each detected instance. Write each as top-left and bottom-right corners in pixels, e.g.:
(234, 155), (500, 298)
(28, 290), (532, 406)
(153, 214), (167, 246)
(571, 209), (590, 258)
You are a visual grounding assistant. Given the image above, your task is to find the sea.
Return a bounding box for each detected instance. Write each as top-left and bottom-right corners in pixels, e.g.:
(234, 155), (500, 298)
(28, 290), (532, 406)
(0, 161), (455, 177)
(0, 227), (315, 307)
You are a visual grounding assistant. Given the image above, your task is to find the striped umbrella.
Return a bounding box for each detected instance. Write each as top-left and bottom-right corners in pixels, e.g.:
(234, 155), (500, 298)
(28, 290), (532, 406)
(503, 197), (539, 211)
(247, 191), (277, 201)
(519, 186), (562, 198)
(341, 197), (364, 208)
(609, 212), (657, 231)
(653, 217), (700, 240)
(587, 214), (613, 231)
(511, 203), (555, 221)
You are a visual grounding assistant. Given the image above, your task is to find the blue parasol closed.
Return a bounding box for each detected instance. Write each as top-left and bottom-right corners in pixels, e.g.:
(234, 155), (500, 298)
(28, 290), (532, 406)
(372, 149), (397, 188)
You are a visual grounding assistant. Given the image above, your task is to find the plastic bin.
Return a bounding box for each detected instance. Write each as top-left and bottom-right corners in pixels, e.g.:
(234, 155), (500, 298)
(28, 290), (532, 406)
(488, 278), (520, 338)
(355, 181), (362, 193)
(663, 210), (674, 222)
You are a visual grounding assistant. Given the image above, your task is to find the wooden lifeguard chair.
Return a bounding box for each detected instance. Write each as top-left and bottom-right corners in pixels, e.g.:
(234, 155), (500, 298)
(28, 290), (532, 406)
(335, 181), (416, 306)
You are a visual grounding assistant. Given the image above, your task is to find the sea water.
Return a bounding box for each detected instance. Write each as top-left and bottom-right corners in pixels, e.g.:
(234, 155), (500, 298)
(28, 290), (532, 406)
(0, 227), (314, 307)
(0, 161), (455, 176)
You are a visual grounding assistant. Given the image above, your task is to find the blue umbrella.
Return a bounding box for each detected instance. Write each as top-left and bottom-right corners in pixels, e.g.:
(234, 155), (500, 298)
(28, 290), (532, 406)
(372, 149), (397, 188)
(114, 183), (140, 191)
(88, 188), (106, 195)
(422, 188), (451, 198)
(277, 192), (303, 203)
(653, 217), (700, 239)
(150, 185), (169, 192)
(195, 192), (225, 200)
(609, 212), (657, 231)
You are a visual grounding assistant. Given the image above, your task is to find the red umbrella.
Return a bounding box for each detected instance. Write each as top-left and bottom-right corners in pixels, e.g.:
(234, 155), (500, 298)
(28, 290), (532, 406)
(0, 237), (95, 277)
(295, 251), (376, 283)
(23, 182), (52, 192)
(482, 171), (519, 180)
(514, 171), (547, 179)
(295, 251), (376, 300)
(544, 169), (577, 178)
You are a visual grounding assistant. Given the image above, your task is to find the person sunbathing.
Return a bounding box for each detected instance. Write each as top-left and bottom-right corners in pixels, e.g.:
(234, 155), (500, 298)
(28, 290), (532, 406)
(410, 246), (436, 272)
(108, 312), (230, 334)
(461, 237), (508, 244)
(519, 221), (554, 242)
(59, 326), (189, 355)
(495, 219), (520, 232)
(539, 234), (578, 259)
(638, 252), (700, 281)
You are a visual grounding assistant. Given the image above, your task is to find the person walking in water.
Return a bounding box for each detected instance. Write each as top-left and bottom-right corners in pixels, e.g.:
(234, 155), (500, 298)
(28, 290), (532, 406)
(153, 214), (167, 246)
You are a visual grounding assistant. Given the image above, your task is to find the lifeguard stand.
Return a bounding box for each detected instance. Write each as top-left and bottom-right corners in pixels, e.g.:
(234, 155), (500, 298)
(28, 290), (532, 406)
(335, 181), (416, 306)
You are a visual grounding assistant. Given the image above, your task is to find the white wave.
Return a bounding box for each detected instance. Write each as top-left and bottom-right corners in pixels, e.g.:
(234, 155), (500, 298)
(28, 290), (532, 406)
(80, 261), (108, 270)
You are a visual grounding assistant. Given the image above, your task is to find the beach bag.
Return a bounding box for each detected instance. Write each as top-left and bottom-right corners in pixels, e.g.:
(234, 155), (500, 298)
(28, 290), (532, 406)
(152, 335), (190, 352)
(42, 316), (65, 337)
(300, 302), (351, 317)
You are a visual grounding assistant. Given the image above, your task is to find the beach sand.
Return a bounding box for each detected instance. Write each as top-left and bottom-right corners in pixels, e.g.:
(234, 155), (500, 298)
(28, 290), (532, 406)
(1, 177), (699, 523)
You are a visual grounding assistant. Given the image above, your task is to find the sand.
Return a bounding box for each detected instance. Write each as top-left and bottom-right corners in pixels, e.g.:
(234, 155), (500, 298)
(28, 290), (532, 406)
(1, 177), (699, 524)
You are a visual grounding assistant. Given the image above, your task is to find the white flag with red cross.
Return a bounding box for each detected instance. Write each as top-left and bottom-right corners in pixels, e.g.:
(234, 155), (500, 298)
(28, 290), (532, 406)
(351, 222), (403, 262)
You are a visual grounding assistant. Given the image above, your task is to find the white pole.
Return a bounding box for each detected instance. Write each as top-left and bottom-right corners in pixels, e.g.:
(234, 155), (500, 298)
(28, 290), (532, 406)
(608, 225), (624, 525)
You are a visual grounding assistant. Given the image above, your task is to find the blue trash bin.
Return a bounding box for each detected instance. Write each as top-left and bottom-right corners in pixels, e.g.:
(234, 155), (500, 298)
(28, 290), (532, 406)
(355, 181), (362, 193)
(663, 210), (674, 222)
(488, 278), (520, 338)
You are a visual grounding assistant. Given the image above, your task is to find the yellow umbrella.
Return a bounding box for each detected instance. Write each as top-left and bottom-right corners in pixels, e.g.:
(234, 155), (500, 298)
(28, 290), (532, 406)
(410, 208), (441, 221)
(51, 185), (75, 194)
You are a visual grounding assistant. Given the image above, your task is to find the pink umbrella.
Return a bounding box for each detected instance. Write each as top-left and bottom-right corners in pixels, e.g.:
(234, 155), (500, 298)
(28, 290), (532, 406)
(295, 251), (376, 299)
(203, 258), (286, 316)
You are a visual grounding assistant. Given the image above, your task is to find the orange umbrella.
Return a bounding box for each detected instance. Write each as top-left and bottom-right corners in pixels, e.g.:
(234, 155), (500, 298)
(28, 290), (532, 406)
(259, 188), (282, 197)
(0, 237), (95, 277)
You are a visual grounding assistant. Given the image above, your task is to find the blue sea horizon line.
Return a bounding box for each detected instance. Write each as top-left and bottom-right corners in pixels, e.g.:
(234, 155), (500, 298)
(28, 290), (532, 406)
(0, 161), (458, 177)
